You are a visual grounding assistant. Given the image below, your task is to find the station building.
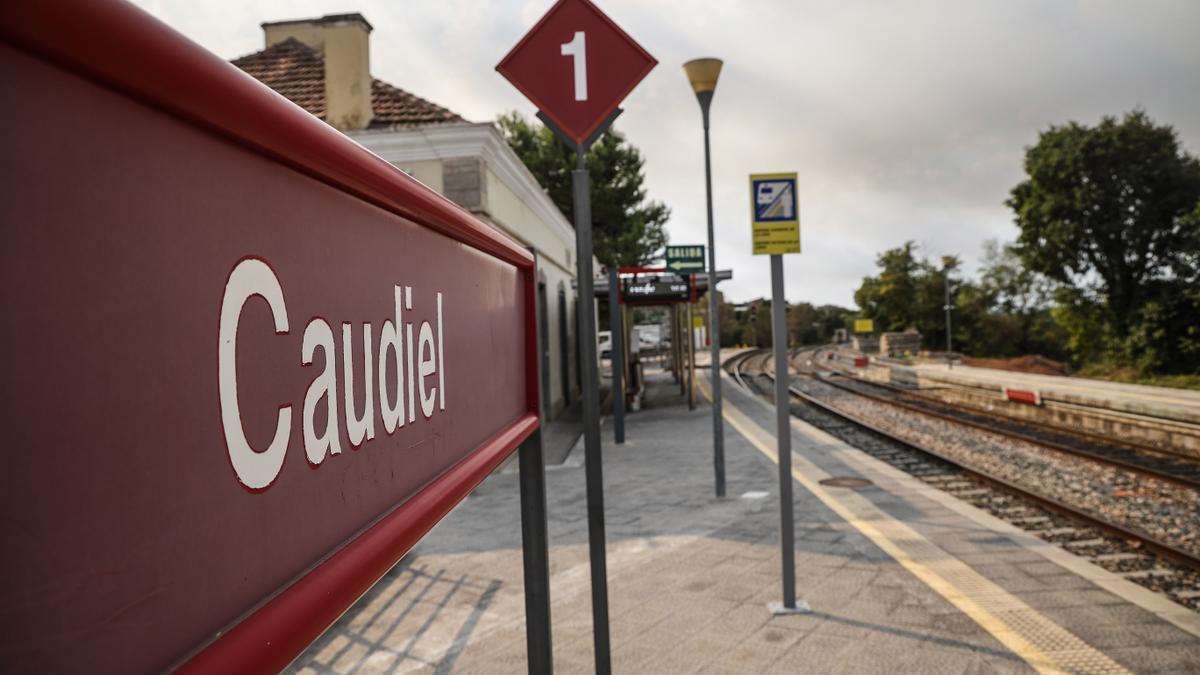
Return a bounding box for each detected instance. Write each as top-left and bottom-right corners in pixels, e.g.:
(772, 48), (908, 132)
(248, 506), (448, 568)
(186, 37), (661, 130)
(232, 13), (581, 421)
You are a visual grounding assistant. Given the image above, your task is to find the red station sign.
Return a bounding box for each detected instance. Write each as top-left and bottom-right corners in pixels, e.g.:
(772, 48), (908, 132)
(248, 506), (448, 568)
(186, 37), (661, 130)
(0, 2), (538, 673)
(497, 0), (656, 145)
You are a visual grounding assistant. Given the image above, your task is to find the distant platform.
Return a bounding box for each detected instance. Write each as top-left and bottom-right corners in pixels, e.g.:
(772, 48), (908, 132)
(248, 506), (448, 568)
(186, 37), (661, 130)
(905, 360), (1200, 424)
(821, 347), (1200, 456)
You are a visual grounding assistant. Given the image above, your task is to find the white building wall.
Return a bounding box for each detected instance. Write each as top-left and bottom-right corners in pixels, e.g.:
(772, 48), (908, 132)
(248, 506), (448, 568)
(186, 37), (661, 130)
(389, 159), (442, 193)
(349, 123), (580, 420)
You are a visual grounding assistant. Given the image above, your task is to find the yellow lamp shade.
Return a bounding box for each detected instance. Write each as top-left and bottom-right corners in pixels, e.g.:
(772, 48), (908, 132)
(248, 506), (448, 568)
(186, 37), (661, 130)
(683, 58), (723, 94)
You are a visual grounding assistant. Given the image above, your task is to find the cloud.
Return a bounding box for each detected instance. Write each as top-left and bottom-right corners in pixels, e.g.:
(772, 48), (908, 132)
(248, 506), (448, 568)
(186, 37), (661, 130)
(130, 0), (1200, 306)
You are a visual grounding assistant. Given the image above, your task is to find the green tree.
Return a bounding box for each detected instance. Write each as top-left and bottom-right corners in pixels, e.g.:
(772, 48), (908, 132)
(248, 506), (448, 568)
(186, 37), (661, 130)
(715, 293), (740, 347)
(977, 241), (1052, 313)
(729, 299), (772, 348)
(970, 241), (1069, 360)
(789, 303), (854, 345)
(496, 111), (670, 267)
(915, 256), (960, 351)
(853, 242), (921, 333)
(853, 242), (963, 349)
(787, 302), (816, 345)
(1117, 202), (1200, 372)
(854, 243), (1007, 354)
(1007, 110), (1200, 366)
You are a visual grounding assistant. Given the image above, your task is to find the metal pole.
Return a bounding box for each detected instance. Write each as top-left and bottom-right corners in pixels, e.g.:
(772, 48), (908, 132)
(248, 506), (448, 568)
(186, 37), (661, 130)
(676, 306), (683, 383)
(622, 304), (633, 399)
(572, 149), (610, 675)
(772, 256), (795, 607)
(608, 268), (625, 445)
(677, 305), (686, 395)
(768, 254), (809, 615)
(944, 271), (953, 370)
(518, 431), (553, 673)
(699, 92), (725, 498)
(519, 247), (553, 673)
(674, 304), (682, 383)
(687, 300), (695, 410)
(662, 312), (672, 365)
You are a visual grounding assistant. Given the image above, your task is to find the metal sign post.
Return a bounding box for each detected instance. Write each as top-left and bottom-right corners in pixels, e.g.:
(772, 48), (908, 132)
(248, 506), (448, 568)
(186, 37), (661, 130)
(750, 172), (810, 615)
(769, 254), (805, 614)
(518, 431), (553, 674)
(609, 267), (625, 444)
(691, 299), (700, 410)
(498, 3), (655, 670)
(520, 249), (553, 674)
(677, 305), (686, 394)
(571, 147), (612, 671)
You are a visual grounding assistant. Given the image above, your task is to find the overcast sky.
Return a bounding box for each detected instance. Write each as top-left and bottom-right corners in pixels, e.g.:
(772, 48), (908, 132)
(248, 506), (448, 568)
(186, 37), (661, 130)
(131, 0), (1200, 307)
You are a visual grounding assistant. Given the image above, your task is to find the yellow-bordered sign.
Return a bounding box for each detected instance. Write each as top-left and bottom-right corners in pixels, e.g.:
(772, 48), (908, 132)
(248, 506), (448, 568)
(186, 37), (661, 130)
(854, 319), (874, 333)
(749, 172), (800, 255)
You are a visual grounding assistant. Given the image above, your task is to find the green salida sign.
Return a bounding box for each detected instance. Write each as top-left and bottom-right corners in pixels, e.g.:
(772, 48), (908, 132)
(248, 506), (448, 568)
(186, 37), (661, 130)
(666, 244), (706, 274)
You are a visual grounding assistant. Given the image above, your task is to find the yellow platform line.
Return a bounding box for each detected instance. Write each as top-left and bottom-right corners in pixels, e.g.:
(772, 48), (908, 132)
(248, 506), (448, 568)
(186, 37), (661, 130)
(698, 374), (1130, 675)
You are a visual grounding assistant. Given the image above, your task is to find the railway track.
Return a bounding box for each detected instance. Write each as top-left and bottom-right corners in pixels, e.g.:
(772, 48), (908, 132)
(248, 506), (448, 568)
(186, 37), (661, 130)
(726, 348), (1200, 610)
(797, 351), (1200, 489)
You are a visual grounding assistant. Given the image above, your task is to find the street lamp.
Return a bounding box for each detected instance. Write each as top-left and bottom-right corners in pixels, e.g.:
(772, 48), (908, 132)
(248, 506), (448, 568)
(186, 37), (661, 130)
(942, 256), (956, 370)
(684, 57), (726, 497)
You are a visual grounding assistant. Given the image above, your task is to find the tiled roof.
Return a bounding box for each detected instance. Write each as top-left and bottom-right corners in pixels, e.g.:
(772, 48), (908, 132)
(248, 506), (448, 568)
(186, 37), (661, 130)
(232, 38), (326, 117)
(231, 38), (466, 129)
(369, 79), (465, 128)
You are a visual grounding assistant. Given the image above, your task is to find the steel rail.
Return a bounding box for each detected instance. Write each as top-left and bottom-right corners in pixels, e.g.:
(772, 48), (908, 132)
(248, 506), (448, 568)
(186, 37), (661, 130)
(730, 349), (1200, 575)
(812, 371), (1200, 490)
(804, 349), (1200, 467)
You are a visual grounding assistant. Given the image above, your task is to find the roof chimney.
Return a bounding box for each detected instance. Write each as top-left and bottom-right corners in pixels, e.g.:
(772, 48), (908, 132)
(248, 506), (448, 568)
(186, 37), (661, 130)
(262, 13), (374, 131)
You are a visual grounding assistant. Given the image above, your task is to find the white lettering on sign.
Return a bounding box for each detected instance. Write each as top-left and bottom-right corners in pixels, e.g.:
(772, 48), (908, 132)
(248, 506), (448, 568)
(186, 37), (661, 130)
(378, 287), (405, 434)
(219, 258), (292, 490)
(560, 31), (587, 101)
(302, 318), (342, 465)
(218, 257), (447, 490)
(343, 322), (376, 447)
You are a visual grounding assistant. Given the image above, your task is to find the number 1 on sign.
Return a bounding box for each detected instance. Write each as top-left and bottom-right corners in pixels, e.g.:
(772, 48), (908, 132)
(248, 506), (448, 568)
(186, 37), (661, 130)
(560, 31), (587, 101)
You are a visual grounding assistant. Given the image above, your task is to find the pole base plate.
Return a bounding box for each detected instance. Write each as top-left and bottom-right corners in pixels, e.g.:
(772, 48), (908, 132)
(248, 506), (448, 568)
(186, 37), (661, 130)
(768, 600), (812, 615)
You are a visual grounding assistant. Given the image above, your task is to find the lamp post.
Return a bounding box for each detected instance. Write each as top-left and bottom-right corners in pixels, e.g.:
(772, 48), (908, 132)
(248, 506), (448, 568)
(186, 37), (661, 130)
(942, 256), (955, 370)
(684, 58), (725, 498)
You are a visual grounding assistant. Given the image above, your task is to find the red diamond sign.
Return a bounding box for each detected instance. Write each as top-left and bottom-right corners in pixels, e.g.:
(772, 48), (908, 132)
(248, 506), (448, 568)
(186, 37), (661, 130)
(497, 0), (656, 146)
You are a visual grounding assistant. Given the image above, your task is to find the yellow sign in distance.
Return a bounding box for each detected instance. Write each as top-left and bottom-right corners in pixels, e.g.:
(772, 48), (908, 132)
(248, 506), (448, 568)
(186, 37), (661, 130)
(693, 315), (704, 329)
(749, 172), (800, 255)
(854, 319), (874, 333)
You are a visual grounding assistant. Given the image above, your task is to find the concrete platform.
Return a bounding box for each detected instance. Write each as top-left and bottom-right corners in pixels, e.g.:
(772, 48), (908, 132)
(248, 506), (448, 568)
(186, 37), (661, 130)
(824, 347), (1200, 455)
(889, 358), (1200, 426)
(286, 363), (1200, 674)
